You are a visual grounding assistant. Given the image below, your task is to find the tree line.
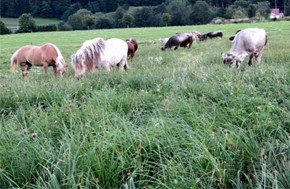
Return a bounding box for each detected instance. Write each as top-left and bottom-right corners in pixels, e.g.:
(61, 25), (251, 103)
(1, 0), (290, 34)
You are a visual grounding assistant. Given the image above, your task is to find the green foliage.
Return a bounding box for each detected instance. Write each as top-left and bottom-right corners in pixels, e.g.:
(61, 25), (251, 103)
(166, 0), (191, 26)
(256, 1), (271, 18)
(190, 0), (213, 24)
(122, 14), (134, 28)
(17, 13), (36, 33)
(161, 13), (171, 26)
(0, 21), (289, 189)
(82, 15), (95, 30)
(67, 14), (84, 30)
(0, 20), (12, 34)
(36, 24), (57, 32)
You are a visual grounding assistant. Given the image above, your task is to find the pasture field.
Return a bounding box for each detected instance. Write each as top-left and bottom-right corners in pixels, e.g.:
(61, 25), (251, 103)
(0, 21), (289, 188)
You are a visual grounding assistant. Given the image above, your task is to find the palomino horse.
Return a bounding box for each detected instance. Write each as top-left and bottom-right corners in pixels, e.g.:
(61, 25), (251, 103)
(126, 38), (138, 60)
(71, 38), (128, 78)
(10, 43), (66, 79)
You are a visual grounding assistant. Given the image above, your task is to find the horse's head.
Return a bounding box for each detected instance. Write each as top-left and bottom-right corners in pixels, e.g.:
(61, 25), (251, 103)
(222, 53), (242, 68)
(55, 56), (67, 77)
(71, 53), (86, 78)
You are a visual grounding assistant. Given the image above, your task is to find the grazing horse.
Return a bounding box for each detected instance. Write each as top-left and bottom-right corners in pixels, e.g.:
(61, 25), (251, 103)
(161, 33), (193, 51)
(126, 38), (138, 60)
(71, 38), (128, 78)
(10, 43), (66, 79)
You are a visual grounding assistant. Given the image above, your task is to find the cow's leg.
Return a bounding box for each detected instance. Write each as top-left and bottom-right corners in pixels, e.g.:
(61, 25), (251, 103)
(255, 51), (264, 64)
(248, 54), (254, 66)
(102, 62), (111, 71)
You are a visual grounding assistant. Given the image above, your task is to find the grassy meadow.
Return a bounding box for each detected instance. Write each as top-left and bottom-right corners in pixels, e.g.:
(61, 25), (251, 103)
(0, 21), (289, 188)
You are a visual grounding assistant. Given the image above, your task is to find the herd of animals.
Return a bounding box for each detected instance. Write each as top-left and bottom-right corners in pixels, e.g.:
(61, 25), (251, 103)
(9, 28), (267, 79)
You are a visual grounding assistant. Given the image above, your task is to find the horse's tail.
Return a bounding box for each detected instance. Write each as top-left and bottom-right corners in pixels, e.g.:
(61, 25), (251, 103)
(10, 49), (19, 73)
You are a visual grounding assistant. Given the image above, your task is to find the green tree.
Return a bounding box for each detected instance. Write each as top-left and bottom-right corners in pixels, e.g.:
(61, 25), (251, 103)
(133, 7), (155, 27)
(0, 20), (12, 35)
(122, 14), (134, 28)
(190, 0), (213, 25)
(95, 16), (113, 29)
(17, 13), (36, 33)
(248, 4), (257, 18)
(285, 0), (290, 16)
(82, 15), (95, 30)
(161, 13), (171, 26)
(166, 0), (191, 26)
(256, 1), (270, 18)
(67, 14), (83, 30)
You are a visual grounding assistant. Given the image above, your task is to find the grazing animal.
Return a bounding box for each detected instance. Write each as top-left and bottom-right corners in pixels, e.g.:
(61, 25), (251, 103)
(126, 38), (138, 60)
(206, 31), (223, 39)
(229, 30), (241, 41)
(159, 37), (170, 46)
(10, 43), (66, 79)
(222, 28), (267, 68)
(161, 33), (193, 51)
(71, 38), (128, 78)
(197, 34), (208, 41)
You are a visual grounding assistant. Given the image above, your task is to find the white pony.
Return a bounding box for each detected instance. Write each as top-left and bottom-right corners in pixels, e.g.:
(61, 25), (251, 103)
(71, 38), (129, 78)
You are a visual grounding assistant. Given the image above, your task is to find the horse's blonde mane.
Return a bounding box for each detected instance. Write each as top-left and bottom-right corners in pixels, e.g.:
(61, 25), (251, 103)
(45, 43), (66, 68)
(73, 38), (106, 72)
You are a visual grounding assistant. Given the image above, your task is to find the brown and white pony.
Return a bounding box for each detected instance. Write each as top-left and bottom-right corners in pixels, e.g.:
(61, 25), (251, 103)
(10, 43), (66, 79)
(71, 38), (128, 78)
(126, 38), (138, 60)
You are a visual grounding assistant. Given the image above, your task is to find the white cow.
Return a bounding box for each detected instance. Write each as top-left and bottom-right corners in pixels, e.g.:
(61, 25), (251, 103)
(222, 28), (267, 68)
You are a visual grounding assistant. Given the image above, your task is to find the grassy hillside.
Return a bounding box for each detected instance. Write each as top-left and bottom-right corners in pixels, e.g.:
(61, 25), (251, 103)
(1, 17), (61, 31)
(0, 21), (289, 188)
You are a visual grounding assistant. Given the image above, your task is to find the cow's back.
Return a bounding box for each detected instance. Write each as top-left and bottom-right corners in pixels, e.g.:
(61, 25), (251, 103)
(231, 28), (266, 53)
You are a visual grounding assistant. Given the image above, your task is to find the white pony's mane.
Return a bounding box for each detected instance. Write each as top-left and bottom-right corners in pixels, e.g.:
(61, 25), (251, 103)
(72, 38), (106, 72)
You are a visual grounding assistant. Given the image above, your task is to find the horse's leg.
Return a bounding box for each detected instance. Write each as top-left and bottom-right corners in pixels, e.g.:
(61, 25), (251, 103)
(20, 62), (30, 79)
(42, 62), (49, 75)
(53, 65), (57, 76)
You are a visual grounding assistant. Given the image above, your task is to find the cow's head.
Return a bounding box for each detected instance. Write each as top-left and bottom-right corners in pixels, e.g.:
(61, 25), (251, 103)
(222, 53), (243, 68)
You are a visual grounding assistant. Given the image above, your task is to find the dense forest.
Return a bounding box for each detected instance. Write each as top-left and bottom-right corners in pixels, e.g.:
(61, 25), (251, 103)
(1, 0), (290, 32)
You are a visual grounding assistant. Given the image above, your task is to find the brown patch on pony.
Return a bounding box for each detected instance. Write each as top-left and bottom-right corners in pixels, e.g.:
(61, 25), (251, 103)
(126, 38), (138, 60)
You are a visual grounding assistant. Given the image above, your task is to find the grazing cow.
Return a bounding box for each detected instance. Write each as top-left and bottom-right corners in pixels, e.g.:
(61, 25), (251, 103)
(197, 34), (208, 41)
(222, 28), (267, 68)
(126, 38), (138, 60)
(206, 31), (223, 39)
(161, 33), (193, 51)
(159, 37), (170, 46)
(229, 30), (241, 41)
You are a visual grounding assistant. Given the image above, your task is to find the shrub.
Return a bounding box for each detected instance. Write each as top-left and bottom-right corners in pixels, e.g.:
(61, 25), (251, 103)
(36, 24), (57, 32)
(57, 22), (73, 31)
(0, 20), (12, 35)
(16, 13), (36, 33)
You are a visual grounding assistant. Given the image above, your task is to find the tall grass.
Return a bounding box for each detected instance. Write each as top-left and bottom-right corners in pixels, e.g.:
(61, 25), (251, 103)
(0, 21), (289, 188)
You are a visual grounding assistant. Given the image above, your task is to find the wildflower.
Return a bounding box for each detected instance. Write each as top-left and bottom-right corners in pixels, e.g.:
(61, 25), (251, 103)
(31, 132), (37, 138)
